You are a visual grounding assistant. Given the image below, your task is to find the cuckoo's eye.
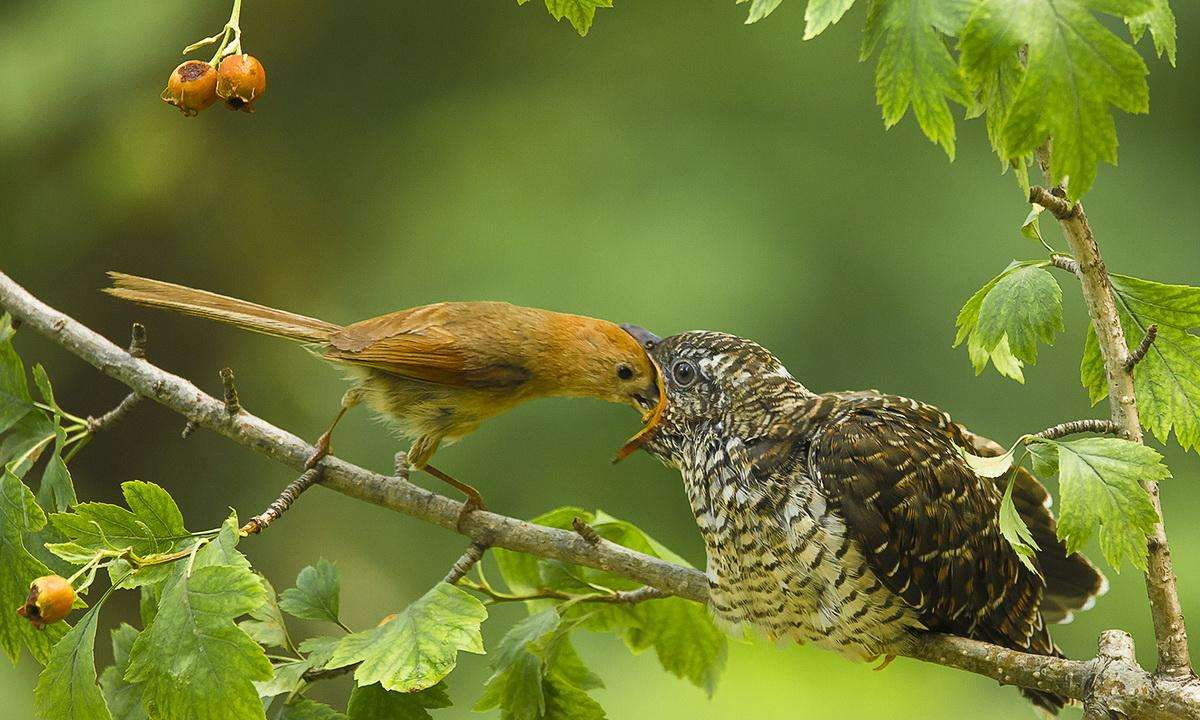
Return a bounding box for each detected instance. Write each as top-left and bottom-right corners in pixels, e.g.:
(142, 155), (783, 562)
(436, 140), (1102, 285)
(671, 359), (697, 387)
(617, 363), (634, 380)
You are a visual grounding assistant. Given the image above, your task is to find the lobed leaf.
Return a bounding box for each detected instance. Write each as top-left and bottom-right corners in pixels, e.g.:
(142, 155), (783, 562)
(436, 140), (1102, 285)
(279, 559), (342, 625)
(1030, 437), (1166, 570)
(1080, 274), (1200, 451)
(99, 624), (145, 720)
(861, 0), (973, 158)
(517, 0), (614, 37)
(955, 261), (1060, 381)
(998, 474), (1041, 574)
(960, 0), (1151, 199)
(327, 583), (486, 692)
(738, 0), (786, 25)
(0, 314), (36, 436)
(1127, 0), (1177, 66)
(493, 508), (726, 694)
(0, 463), (67, 664)
(34, 605), (111, 720)
(347, 682), (450, 720)
(803, 0), (858, 38)
(124, 521), (272, 720)
(279, 699), (347, 720)
(51, 481), (188, 558)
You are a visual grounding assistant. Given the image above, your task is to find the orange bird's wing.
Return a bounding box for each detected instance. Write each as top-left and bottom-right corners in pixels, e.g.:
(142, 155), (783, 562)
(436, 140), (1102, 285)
(322, 303), (532, 388)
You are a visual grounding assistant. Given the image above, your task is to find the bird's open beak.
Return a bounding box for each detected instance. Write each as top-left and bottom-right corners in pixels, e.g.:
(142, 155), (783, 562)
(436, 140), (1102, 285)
(619, 323), (661, 351)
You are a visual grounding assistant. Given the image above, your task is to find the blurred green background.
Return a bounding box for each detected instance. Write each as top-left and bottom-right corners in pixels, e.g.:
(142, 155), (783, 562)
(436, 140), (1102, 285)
(1, 1), (1197, 718)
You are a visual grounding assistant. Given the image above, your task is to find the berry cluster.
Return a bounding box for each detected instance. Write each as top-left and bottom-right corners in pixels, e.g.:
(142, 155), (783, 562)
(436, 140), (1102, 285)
(163, 54), (267, 116)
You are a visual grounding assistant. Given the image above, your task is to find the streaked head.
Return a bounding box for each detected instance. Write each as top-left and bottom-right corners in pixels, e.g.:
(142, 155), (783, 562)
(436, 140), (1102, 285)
(619, 328), (807, 463)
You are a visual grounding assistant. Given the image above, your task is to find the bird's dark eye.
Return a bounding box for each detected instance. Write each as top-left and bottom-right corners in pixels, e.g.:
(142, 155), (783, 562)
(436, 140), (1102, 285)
(617, 363), (634, 380)
(671, 360), (697, 387)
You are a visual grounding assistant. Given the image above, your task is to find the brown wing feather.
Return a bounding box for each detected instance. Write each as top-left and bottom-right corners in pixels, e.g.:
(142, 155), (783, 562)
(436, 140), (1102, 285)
(803, 395), (1053, 655)
(956, 426), (1108, 624)
(323, 303), (531, 388)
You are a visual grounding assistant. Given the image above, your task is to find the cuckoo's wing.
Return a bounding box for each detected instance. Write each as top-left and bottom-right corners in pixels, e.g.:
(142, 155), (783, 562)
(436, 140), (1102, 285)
(800, 395), (1052, 653)
(955, 426), (1108, 624)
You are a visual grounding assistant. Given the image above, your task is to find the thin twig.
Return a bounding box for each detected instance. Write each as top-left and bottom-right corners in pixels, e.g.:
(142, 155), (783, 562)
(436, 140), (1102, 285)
(1050, 254), (1081, 277)
(573, 516), (601, 544)
(1031, 419), (1122, 441)
(240, 467), (323, 535)
(1030, 186), (1075, 220)
(4, 271), (1200, 716)
(84, 322), (149, 431)
(444, 543), (489, 584)
(180, 420), (198, 439)
(128, 322), (147, 359)
(86, 393), (143, 432)
(1126, 325), (1159, 371)
(219, 367), (241, 414)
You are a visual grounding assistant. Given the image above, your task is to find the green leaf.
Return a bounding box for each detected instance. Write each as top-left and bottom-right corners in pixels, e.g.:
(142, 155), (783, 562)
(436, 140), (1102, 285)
(0, 410), (57, 475)
(99, 624), (146, 720)
(34, 605), (111, 720)
(0, 463), (68, 664)
(1127, 0), (1176, 65)
(737, 0), (785, 25)
(347, 682), (450, 720)
(517, 0), (614, 37)
(124, 532), (272, 720)
(1030, 437), (1166, 570)
(476, 609), (608, 720)
(279, 559), (342, 625)
(999, 474), (1041, 574)
(254, 660), (311, 699)
(623, 597), (727, 695)
(803, 0), (857, 38)
(241, 576), (289, 649)
(493, 508), (725, 692)
(38, 444), (77, 513)
(861, 0), (972, 158)
(975, 265), (1063, 365)
(0, 314), (36, 436)
(328, 583), (486, 692)
(960, 0), (1151, 199)
(297, 635), (341, 670)
(279, 699), (347, 720)
(955, 261), (1060, 380)
(51, 481), (187, 557)
(540, 676), (606, 720)
(1080, 274), (1200, 451)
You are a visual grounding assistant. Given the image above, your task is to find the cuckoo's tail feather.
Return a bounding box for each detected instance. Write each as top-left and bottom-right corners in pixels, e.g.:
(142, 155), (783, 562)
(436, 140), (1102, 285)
(104, 272), (342, 344)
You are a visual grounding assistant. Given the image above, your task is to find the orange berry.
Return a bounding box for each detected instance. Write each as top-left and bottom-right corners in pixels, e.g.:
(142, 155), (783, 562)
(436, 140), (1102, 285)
(162, 60), (219, 116)
(215, 54), (267, 113)
(15, 575), (76, 629)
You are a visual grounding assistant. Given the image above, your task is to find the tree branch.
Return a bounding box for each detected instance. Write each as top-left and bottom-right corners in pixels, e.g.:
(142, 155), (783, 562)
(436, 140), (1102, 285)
(1031, 185), (1192, 679)
(2, 270), (1198, 717)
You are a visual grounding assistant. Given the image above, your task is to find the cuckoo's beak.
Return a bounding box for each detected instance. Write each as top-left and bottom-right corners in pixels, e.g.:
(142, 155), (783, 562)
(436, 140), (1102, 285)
(619, 323), (661, 351)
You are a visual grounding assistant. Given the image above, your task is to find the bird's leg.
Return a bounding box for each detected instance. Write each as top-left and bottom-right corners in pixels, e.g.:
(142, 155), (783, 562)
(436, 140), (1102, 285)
(871, 654), (897, 672)
(423, 464), (486, 533)
(305, 387), (363, 469)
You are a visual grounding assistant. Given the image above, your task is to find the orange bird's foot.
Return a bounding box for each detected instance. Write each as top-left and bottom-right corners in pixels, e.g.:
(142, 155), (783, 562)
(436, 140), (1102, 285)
(424, 464), (486, 533)
(304, 430), (332, 469)
(872, 655), (897, 672)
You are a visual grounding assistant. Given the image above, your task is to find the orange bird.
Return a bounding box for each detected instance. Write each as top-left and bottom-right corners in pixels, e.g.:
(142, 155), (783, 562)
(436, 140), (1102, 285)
(105, 273), (659, 523)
